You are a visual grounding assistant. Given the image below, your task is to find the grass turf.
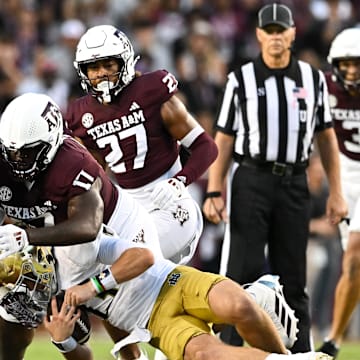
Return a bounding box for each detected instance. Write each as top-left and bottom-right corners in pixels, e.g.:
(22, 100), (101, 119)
(26, 331), (114, 359)
(25, 331), (359, 360)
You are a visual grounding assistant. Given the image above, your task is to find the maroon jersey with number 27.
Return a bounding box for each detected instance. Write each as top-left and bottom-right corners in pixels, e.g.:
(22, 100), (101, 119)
(65, 70), (180, 188)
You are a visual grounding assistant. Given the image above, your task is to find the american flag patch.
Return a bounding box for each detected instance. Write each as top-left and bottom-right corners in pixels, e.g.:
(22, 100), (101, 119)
(293, 87), (307, 99)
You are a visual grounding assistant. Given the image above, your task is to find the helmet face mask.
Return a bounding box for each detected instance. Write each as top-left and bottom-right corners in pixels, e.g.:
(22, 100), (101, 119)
(0, 93), (63, 181)
(74, 25), (139, 103)
(0, 246), (57, 328)
(2, 142), (51, 181)
(333, 58), (360, 93)
(328, 28), (360, 92)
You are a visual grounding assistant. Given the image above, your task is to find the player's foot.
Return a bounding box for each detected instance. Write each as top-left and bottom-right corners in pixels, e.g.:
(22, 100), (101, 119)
(244, 274), (299, 348)
(317, 340), (339, 359)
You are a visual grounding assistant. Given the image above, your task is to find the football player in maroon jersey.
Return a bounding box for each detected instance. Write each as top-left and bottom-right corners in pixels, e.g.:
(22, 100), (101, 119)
(318, 28), (360, 359)
(65, 25), (218, 266)
(0, 94), (312, 360)
(0, 92), (155, 360)
(64, 24), (218, 360)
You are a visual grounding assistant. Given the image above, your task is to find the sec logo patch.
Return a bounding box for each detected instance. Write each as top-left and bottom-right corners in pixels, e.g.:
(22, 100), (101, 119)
(81, 113), (94, 128)
(328, 94), (337, 108)
(0, 186), (12, 201)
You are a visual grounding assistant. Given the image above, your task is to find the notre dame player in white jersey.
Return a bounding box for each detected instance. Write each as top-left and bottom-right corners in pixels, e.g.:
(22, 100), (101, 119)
(44, 225), (330, 360)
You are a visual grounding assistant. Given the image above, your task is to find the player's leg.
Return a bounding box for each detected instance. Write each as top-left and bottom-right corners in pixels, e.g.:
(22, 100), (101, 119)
(0, 317), (34, 360)
(148, 267), (331, 360)
(318, 229), (360, 358)
(207, 278), (287, 354)
(331, 230), (360, 339)
(318, 194), (360, 358)
(184, 333), (270, 360)
(150, 196), (203, 264)
(184, 334), (332, 360)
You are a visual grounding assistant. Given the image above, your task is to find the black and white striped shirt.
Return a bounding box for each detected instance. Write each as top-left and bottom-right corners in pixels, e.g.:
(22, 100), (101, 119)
(216, 56), (333, 164)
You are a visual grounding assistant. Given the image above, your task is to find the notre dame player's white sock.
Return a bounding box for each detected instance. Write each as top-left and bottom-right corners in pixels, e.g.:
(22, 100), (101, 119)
(266, 352), (328, 359)
(266, 353), (290, 359)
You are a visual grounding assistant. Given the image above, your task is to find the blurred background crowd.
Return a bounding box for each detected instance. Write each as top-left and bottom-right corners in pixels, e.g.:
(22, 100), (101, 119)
(0, 0), (359, 343)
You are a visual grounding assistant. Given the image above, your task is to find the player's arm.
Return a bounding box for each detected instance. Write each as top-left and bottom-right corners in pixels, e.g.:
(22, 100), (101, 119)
(28, 176), (104, 246)
(0, 177), (104, 259)
(64, 246), (154, 306)
(150, 95), (218, 209)
(161, 95), (218, 186)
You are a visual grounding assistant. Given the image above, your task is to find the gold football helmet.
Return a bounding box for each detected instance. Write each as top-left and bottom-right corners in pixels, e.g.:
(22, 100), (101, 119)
(0, 246), (57, 328)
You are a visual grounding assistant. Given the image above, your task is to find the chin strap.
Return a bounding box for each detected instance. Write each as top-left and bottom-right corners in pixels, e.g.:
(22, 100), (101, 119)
(95, 81), (113, 103)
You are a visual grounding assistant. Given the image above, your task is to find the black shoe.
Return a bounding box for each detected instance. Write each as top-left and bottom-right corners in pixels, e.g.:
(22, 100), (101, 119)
(317, 340), (339, 359)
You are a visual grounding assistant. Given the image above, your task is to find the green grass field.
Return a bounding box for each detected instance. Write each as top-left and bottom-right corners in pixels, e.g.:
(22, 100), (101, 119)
(24, 330), (359, 360)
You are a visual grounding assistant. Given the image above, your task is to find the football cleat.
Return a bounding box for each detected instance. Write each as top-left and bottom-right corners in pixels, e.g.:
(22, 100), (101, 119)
(244, 274), (299, 348)
(317, 340), (339, 359)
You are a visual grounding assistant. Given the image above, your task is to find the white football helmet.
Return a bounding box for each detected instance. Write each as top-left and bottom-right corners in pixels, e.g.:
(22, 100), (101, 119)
(327, 27), (360, 91)
(74, 25), (139, 103)
(0, 93), (63, 181)
(0, 246), (57, 327)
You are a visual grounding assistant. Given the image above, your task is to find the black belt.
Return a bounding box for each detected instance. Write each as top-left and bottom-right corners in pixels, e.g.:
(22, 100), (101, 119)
(237, 157), (307, 177)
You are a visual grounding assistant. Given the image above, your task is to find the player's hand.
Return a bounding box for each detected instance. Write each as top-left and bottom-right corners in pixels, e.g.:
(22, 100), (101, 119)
(202, 196), (228, 224)
(64, 282), (97, 307)
(326, 192), (348, 225)
(0, 224), (29, 260)
(150, 178), (185, 210)
(44, 297), (80, 342)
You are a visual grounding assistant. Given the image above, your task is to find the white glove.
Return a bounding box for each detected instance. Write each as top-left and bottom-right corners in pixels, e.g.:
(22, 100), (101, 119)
(150, 178), (186, 210)
(0, 224), (29, 260)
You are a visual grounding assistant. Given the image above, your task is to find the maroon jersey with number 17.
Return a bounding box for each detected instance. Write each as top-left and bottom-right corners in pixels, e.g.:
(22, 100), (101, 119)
(65, 70), (180, 189)
(0, 136), (118, 226)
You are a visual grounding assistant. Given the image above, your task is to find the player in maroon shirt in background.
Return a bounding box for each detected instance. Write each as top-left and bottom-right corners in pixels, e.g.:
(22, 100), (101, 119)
(64, 24), (217, 360)
(318, 27), (360, 359)
(65, 25), (218, 267)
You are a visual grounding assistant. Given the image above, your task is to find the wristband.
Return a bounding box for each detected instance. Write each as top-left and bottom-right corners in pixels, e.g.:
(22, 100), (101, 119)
(90, 268), (118, 294)
(51, 336), (77, 353)
(204, 191), (222, 200)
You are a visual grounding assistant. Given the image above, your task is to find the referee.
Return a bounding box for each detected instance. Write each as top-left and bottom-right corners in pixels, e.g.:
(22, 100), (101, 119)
(203, 2), (347, 353)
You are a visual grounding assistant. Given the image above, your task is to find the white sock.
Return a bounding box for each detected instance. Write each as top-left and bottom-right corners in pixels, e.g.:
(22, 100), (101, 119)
(265, 348), (293, 359)
(266, 352), (316, 360)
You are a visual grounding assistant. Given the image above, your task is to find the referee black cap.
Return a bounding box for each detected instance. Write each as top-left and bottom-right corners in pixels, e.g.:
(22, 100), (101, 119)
(258, 3), (294, 29)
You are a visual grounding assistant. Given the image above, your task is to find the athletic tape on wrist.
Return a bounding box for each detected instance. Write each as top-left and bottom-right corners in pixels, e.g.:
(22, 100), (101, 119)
(91, 268), (117, 294)
(51, 336), (77, 353)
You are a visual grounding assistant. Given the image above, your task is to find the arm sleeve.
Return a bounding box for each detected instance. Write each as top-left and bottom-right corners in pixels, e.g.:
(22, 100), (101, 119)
(175, 130), (218, 186)
(96, 226), (150, 265)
